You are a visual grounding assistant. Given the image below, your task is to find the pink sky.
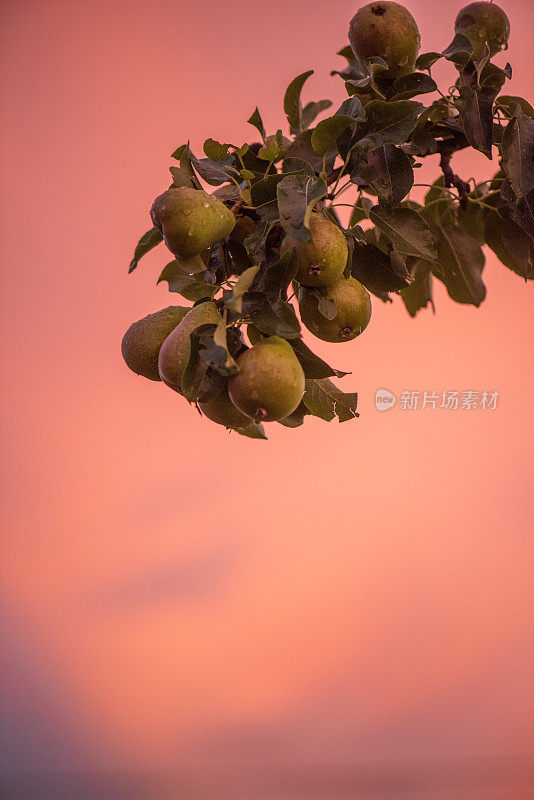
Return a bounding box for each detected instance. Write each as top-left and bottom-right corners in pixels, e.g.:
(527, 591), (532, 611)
(1, 0), (533, 796)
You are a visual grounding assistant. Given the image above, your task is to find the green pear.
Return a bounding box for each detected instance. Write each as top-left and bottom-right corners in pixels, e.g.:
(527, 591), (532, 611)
(150, 187), (235, 259)
(121, 306), (188, 381)
(299, 276), (372, 342)
(348, 2), (420, 78)
(228, 337), (305, 422)
(158, 301), (221, 396)
(198, 385), (253, 429)
(455, 2), (510, 59)
(283, 214), (348, 288)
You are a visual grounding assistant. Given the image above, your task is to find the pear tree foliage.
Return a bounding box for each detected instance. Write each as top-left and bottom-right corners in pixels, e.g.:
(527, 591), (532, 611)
(123, 2), (533, 439)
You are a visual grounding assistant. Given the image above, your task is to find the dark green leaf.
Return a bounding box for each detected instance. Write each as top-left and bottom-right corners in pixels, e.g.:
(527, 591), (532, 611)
(189, 152), (240, 186)
(349, 197), (373, 226)
(276, 174), (327, 239)
(351, 144), (414, 205)
(303, 378), (359, 423)
(284, 70), (314, 132)
(129, 227), (163, 273)
(289, 338), (349, 379)
(442, 32), (473, 61)
(247, 107), (266, 140)
(454, 61), (504, 158)
(301, 99), (333, 130)
(335, 96), (366, 121)
(495, 96), (534, 119)
(249, 296), (301, 339)
(354, 100), (425, 151)
(262, 247), (299, 298)
(250, 173), (292, 207)
(284, 129), (337, 174)
(501, 109), (534, 198)
(281, 157), (316, 176)
(430, 223), (486, 306)
(484, 202), (534, 279)
(200, 316), (239, 376)
(369, 205), (437, 261)
(424, 177), (456, 227)
(235, 422), (268, 439)
(277, 401), (310, 428)
(415, 52), (442, 70)
(180, 324), (216, 401)
(350, 242), (411, 300)
(169, 164), (194, 188)
(401, 259), (435, 316)
(158, 259), (216, 302)
(224, 265), (260, 313)
(389, 72), (437, 101)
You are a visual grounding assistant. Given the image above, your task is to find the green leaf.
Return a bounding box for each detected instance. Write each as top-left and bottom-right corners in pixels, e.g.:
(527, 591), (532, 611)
(180, 324), (216, 401)
(400, 259), (435, 316)
(349, 197), (373, 226)
(239, 169), (255, 181)
(176, 143), (202, 189)
(430, 223), (486, 306)
(276, 174), (327, 239)
(257, 138), (279, 162)
(158, 259), (216, 302)
(389, 72), (437, 102)
(225, 265), (260, 313)
(171, 144), (188, 160)
(203, 138), (231, 161)
(129, 227), (163, 273)
(442, 32), (473, 61)
(457, 195), (486, 245)
(303, 378), (359, 423)
(189, 152), (241, 186)
(289, 339), (349, 379)
(424, 177), (456, 227)
(281, 157), (316, 176)
(351, 144), (414, 205)
(301, 99), (333, 130)
(369, 205), (437, 261)
(200, 315), (239, 376)
(250, 173), (291, 207)
(354, 100), (425, 151)
(249, 297), (301, 339)
(311, 115), (357, 157)
(284, 70), (314, 132)
(247, 107), (266, 140)
(454, 60), (506, 159)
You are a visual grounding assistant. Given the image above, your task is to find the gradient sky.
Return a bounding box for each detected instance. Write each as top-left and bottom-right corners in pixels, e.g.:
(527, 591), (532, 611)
(1, 0), (533, 797)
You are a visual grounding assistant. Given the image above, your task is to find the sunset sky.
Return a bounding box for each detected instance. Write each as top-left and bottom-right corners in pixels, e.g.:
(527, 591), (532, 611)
(1, 0), (533, 797)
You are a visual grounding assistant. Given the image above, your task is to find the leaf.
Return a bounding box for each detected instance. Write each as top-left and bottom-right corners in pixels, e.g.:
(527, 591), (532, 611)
(249, 296), (301, 339)
(424, 177), (456, 227)
(243, 203), (279, 264)
(349, 197), (373, 226)
(276, 174), (327, 239)
(281, 157), (316, 176)
(284, 129), (337, 174)
(129, 227), (163, 273)
(401, 259), (435, 316)
(301, 99), (333, 130)
(180, 324), (216, 401)
(250, 173), (292, 207)
(200, 316), (239, 376)
(262, 248), (299, 298)
(354, 100), (425, 151)
(247, 107), (266, 140)
(175, 143), (202, 189)
(389, 72), (438, 102)
(169, 164), (194, 188)
(454, 60), (504, 159)
(284, 70), (314, 132)
(457, 196), (486, 245)
(225, 265), (260, 313)
(335, 96), (366, 121)
(442, 31), (473, 61)
(369, 205), (437, 261)
(415, 52), (442, 70)
(235, 422), (268, 439)
(311, 115), (358, 157)
(350, 242), (411, 300)
(495, 96), (534, 119)
(158, 259), (216, 302)
(257, 138), (279, 162)
(351, 144), (414, 205)
(189, 152), (240, 186)
(484, 203), (534, 279)
(277, 401), (310, 428)
(430, 223), (486, 306)
(203, 138), (231, 161)
(501, 109), (534, 198)
(289, 339), (349, 379)
(303, 379), (359, 423)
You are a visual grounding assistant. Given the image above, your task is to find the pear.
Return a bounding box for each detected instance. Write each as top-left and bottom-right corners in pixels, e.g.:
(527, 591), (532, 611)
(283, 214), (348, 288)
(455, 2), (510, 59)
(299, 276), (372, 342)
(228, 337), (305, 422)
(348, 2), (420, 78)
(150, 187), (235, 259)
(121, 306), (188, 381)
(158, 301), (221, 396)
(198, 385), (253, 429)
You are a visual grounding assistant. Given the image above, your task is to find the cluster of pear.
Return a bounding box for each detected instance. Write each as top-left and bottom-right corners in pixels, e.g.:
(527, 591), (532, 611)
(123, 181), (373, 432)
(348, 1), (509, 75)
